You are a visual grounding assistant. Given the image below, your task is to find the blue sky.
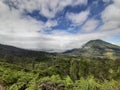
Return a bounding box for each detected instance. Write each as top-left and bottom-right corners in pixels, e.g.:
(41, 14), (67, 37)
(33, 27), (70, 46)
(26, 0), (109, 33)
(0, 0), (120, 52)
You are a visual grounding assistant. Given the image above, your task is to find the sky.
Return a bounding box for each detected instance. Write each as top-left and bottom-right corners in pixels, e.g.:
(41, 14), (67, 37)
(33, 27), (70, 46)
(0, 0), (120, 52)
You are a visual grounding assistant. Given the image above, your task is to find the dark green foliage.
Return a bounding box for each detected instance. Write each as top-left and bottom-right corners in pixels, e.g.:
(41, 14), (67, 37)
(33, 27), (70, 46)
(0, 56), (120, 90)
(70, 60), (79, 80)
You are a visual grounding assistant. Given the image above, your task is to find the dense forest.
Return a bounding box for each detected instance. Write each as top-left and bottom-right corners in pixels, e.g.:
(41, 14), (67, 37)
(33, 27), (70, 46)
(0, 40), (120, 90)
(0, 55), (120, 90)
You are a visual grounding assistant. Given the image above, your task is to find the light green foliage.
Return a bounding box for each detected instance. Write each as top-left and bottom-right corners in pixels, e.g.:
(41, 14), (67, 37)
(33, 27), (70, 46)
(74, 76), (100, 90)
(100, 80), (118, 90)
(70, 60), (79, 80)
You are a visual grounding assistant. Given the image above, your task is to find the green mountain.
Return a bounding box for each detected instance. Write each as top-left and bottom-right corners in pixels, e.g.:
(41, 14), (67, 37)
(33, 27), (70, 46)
(0, 44), (57, 64)
(0, 44), (53, 56)
(64, 39), (120, 58)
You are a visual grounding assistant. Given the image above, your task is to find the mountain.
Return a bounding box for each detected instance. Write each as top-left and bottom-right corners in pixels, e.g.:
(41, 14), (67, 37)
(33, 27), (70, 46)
(0, 44), (59, 64)
(0, 44), (55, 58)
(0, 39), (120, 59)
(64, 39), (120, 57)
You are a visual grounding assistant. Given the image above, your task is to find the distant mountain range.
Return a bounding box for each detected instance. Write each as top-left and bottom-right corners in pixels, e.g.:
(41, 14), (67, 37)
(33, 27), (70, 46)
(0, 39), (120, 58)
(64, 39), (120, 58)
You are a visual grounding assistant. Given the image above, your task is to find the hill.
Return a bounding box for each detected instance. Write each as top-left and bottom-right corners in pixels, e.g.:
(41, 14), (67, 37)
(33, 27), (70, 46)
(64, 39), (120, 57)
(0, 44), (57, 64)
(0, 43), (56, 57)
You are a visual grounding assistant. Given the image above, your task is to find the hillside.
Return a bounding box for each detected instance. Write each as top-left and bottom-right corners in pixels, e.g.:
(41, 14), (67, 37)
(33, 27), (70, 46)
(0, 44), (56, 64)
(0, 44), (52, 57)
(64, 39), (120, 57)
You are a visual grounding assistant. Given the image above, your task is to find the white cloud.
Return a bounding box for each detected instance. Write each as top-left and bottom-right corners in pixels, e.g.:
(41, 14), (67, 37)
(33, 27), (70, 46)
(102, 0), (112, 3)
(113, 0), (120, 8)
(100, 21), (120, 31)
(1, 29), (119, 52)
(0, 1), (45, 35)
(2, 0), (87, 19)
(102, 5), (120, 22)
(82, 19), (99, 32)
(101, 0), (120, 32)
(67, 10), (89, 26)
(45, 20), (58, 29)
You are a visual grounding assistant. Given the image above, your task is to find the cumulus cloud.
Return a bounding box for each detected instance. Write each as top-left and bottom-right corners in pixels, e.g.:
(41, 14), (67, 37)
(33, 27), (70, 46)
(67, 10), (89, 26)
(2, 0), (87, 19)
(82, 19), (99, 32)
(45, 20), (58, 29)
(100, 0), (120, 32)
(102, 0), (112, 3)
(0, 0), (120, 52)
(0, 1), (44, 35)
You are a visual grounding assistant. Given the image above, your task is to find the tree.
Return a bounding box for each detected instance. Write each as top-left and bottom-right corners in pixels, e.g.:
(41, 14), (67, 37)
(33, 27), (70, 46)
(70, 60), (79, 80)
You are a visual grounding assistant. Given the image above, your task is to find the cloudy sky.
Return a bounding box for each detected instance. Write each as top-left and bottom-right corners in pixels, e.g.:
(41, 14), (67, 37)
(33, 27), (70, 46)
(0, 0), (120, 52)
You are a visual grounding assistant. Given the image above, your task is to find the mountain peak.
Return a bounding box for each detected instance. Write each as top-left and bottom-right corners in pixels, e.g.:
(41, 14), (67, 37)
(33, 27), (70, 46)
(64, 39), (120, 57)
(88, 39), (103, 42)
(83, 39), (120, 49)
(84, 39), (106, 46)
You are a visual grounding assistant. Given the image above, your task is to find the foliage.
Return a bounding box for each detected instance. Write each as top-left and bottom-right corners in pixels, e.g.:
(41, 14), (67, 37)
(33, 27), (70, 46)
(0, 55), (120, 90)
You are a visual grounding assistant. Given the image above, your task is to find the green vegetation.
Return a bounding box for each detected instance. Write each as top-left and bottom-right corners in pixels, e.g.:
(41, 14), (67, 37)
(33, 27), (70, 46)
(0, 56), (120, 90)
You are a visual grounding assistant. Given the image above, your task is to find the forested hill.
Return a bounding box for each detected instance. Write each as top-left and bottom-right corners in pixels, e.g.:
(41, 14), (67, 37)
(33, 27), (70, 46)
(64, 39), (120, 57)
(0, 44), (55, 57)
